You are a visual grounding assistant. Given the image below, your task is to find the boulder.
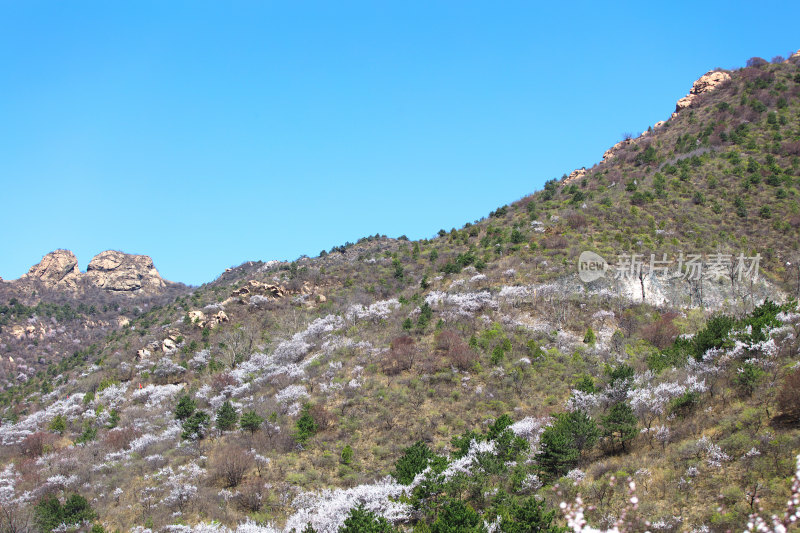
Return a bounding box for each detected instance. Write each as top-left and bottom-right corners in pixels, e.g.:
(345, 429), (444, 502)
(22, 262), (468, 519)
(213, 311), (229, 325)
(162, 338), (177, 353)
(10, 325), (26, 340)
(188, 310), (206, 327)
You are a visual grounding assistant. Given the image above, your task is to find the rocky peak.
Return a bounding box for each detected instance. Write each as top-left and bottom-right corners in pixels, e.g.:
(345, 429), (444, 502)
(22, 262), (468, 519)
(23, 249), (81, 289)
(13, 249), (169, 294)
(674, 70), (731, 114)
(85, 250), (166, 292)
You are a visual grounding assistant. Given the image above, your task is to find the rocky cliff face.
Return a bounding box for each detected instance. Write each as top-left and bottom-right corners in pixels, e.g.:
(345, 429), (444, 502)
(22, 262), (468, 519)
(14, 249), (170, 295)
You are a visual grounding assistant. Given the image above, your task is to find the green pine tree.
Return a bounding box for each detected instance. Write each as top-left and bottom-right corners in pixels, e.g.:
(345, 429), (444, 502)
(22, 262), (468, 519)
(295, 404), (318, 445)
(601, 402), (638, 452)
(216, 400), (238, 432)
(174, 393), (196, 421)
(240, 410), (264, 434)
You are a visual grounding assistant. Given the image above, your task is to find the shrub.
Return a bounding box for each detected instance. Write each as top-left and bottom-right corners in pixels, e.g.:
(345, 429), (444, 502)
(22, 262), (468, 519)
(641, 312), (680, 350)
(20, 432), (52, 458)
(566, 213), (587, 229)
(583, 327), (596, 345)
(669, 390), (699, 418)
(382, 336), (415, 375)
(733, 362), (764, 397)
(34, 493), (96, 532)
(437, 330), (477, 371)
(341, 444), (354, 465)
(212, 445), (253, 488)
(777, 367), (800, 420)
(746, 57), (768, 68)
(49, 414), (66, 434)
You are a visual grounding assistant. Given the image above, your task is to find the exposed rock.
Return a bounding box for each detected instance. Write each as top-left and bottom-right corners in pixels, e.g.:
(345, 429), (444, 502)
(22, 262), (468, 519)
(188, 311), (206, 327)
(232, 280), (288, 300)
(602, 138), (635, 161)
(85, 250), (166, 293)
(13, 249), (173, 297)
(23, 250), (81, 289)
(117, 317), (130, 328)
(10, 326), (26, 341)
(674, 70), (731, 114)
(213, 311), (228, 325)
(563, 168), (586, 184)
(136, 348), (151, 360)
(231, 286), (251, 298)
(162, 338), (177, 353)
(654, 120), (666, 129)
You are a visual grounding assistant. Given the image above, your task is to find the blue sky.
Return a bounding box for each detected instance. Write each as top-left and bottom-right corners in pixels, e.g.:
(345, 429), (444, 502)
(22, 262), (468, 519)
(1, 1), (798, 286)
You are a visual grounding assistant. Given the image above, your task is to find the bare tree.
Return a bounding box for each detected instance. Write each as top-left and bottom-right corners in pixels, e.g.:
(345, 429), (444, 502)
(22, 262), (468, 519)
(212, 445), (253, 488)
(220, 325), (257, 368)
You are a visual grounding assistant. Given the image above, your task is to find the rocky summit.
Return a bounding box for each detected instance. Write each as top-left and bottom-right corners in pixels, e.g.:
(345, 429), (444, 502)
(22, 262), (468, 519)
(15, 249), (170, 295)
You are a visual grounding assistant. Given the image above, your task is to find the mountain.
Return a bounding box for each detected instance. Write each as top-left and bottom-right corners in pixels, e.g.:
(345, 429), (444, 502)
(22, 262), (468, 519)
(1, 52), (800, 533)
(0, 250), (189, 390)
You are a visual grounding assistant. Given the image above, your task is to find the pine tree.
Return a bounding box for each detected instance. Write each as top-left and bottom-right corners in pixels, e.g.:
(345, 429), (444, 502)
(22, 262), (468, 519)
(240, 410), (264, 434)
(340, 504), (395, 533)
(216, 400), (238, 432)
(174, 394), (196, 421)
(295, 404), (318, 445)
(602, 402), (638, 452)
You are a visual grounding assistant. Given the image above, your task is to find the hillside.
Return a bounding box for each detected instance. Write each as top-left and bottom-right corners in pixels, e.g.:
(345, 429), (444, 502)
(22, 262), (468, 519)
(2, 53), (800, 532)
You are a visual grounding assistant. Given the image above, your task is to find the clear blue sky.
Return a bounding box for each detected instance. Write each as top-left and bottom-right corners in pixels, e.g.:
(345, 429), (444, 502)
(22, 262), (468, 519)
(1, 1), (798, 286)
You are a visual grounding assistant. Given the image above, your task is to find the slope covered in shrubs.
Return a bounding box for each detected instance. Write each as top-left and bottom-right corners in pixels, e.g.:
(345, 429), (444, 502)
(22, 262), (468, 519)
(1, 54), (800, 532)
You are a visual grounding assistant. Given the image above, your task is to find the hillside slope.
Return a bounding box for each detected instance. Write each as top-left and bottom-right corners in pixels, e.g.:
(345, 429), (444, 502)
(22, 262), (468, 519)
(2, 53), (800, 533)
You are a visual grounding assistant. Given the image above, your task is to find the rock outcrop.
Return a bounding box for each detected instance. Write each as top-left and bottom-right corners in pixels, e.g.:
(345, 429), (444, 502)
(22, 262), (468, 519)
(674, 70), (731, 114)
(23, 250), (81, 289)
(13, 249), (171, 295)
(563, 167), (586, 184)
(85, 250), (166, 293)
